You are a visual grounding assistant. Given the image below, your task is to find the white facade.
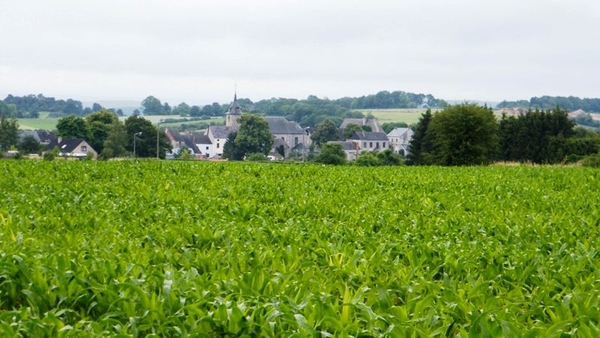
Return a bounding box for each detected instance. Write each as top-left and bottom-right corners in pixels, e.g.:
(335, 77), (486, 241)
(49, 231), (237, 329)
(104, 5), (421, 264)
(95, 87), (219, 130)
(387, 128), (414, 155)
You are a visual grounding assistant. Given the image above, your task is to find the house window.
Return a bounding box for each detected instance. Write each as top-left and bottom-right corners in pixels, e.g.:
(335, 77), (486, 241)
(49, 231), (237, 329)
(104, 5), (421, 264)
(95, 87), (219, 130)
(217, 143), (220, 148)
(206, 146), (209, 150)
(363, 142), (366, 148)
(294, 137), (298, 146)
(383, 142), (386, 148)
(81, 146), (87, 152)
(376, 142), (379, 148)
(369, 142), (373, 148)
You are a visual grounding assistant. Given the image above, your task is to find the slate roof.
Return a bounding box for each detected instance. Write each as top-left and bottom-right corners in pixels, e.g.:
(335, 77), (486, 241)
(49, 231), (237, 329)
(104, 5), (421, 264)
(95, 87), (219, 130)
(181, 134), (201, 153)
(45, 138), (92, 153)
(350, 132), (389, 141)
(36, 130), (57, 144)
(208, 126), (238, 139)
(387, 128), (412, 138)
(329, 141), (357, 151)
(227, 93), (242, 115)
(265, 117), (304, 134)
(167, 129), (184, 142)
(193, 133), (212, 144)
(340, 118), (383, 133)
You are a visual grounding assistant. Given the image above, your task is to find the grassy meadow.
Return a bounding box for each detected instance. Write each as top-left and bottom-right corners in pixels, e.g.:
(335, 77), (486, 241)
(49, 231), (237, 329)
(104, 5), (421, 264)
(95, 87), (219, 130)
(16, 112), (60, 130)
(1, 161), (600, 336)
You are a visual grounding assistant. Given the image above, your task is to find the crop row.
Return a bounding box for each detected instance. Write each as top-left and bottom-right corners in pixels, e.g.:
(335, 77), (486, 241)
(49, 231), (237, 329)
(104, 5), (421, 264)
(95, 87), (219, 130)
(1, 161), (600, 337)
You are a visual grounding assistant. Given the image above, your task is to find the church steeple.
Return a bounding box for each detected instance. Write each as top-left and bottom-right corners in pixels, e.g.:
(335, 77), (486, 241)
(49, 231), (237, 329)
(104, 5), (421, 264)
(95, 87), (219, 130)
(226, 87), (242, 127)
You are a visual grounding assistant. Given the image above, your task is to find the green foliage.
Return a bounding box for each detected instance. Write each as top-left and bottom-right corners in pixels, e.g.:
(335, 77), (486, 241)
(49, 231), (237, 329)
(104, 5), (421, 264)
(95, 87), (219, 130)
(124, 115), (171, 158)
(2, 163), (600, 336)
(407, 109), (433, 165)
(141, 95), (164, 115)
(343, 123), (364, 140)
(0, 114), (19, 151)
(426, 104), (499, 166)
(498, 96), (600, 112)
(178, 147), (194, 161)
(17, 135), (41, 154)
(376, 148), (403, 165)
(246, 153), (268, 161)
(499, 108), (576, 164)
(56, 116), (89, 139)
(101, 121), (128, 159)
(354, 152), (380, 166)
(580, 154), (600, 167)
(311, 119), (339, 147)
(3, 94), (84, 116)
(43, 146), (59, 161)
(315, 143), (346, 165)
(355, 149), (403, 166)
(222, 132), (244, 160)
(235, 114), (274, 156)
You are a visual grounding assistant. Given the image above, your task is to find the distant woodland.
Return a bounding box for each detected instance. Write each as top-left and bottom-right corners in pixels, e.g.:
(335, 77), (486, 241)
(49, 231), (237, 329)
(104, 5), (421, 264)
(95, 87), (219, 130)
(498, 96), (600, 112)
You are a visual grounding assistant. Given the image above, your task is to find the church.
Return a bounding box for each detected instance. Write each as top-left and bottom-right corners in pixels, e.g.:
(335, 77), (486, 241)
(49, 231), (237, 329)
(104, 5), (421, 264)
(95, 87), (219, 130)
(197, 93), (310, 158)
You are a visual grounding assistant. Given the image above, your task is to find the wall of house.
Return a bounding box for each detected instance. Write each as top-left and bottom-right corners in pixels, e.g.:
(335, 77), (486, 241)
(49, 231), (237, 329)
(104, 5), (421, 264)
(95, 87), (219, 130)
(196, 143), (215, 158)
(351, 139), (389, 153)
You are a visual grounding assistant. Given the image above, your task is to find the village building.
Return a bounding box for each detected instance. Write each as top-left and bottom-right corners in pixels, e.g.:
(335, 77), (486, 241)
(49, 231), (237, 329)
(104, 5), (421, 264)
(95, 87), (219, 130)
(45, 138), (98, 158)
(348, 131), (389, 153)
(387, 127), (414, 155)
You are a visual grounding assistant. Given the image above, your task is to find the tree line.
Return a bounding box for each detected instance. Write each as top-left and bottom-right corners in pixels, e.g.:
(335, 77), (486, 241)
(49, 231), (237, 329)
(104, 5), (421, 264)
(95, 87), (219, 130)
(498, 96), (600, 112)
(408, 104), (600, 166)
(0, 108), (171, 159)
(2, 94), (123, 118)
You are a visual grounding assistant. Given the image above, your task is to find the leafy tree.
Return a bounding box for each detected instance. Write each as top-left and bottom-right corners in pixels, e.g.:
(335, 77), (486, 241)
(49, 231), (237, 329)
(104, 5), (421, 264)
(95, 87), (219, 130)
(315, 142), (346, 165)
(85, 110), (120, 154)
(311, 119), (339, 147)
(499, 107), (577, 163)
(18, 135), (41, 154)
(162, 102), (172, 115)
(124, 115), (171, 158)
(141, 96), (163, 115)
(235, 114), (274, 156)
(355, 152), (381, 166)
(426, 104), (499, 166)
(92, 103), (103, 112)
(178, 147), (194, 161)
(376, 149), (403, 165)
(0, 115), (19, 151)
(189, 105), (201, 117)
(407, 109), (433, 165)
(101, 121), (128, 159)
(246, 153), (268, 161)
(56, 116), (89, 139)
(172, 102), (191, 117)
(222, 132), (244, 160)
(343, 123), (364, 139)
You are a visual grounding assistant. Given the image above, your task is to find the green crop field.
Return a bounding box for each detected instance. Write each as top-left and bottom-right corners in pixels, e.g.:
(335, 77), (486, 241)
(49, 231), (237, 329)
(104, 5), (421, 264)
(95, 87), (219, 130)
(1, 161), (600, 336)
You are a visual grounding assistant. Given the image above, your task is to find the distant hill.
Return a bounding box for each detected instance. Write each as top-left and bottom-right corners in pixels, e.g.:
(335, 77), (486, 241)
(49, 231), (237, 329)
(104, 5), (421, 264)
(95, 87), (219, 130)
(82, 100), (140, 115)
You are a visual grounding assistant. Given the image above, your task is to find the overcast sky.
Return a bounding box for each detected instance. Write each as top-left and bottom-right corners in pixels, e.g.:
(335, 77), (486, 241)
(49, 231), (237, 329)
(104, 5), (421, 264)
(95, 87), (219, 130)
(1, 0), (599, 106)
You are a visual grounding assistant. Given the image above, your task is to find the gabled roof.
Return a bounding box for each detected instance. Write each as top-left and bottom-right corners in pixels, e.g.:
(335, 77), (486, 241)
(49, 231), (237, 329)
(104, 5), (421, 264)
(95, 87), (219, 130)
(349, 132), (389, 141)
(328, 141), (357, 151)
(265, 117), (304, 134)
(167, 129), (184, 142)
(387, 128), (413, 137)
(340, 118), (383, 133)
(208, 125), (238, 139)
(192, 133), (212, 145)
(45, 138), (91, 153)
(181, 134), (201, 153)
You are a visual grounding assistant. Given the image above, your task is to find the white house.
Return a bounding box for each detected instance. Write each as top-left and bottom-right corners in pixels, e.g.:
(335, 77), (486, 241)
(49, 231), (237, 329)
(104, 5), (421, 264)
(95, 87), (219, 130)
(387, 128), (414, 155)
(348, 132), (389, 153)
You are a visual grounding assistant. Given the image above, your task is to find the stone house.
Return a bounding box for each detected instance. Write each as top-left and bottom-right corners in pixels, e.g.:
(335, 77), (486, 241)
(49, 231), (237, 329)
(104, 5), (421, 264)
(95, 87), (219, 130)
(348, 132), (389, 153)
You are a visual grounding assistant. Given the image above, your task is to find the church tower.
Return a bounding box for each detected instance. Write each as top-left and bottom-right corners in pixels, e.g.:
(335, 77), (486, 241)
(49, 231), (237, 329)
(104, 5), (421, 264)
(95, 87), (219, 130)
(225, 91), (242, 128)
